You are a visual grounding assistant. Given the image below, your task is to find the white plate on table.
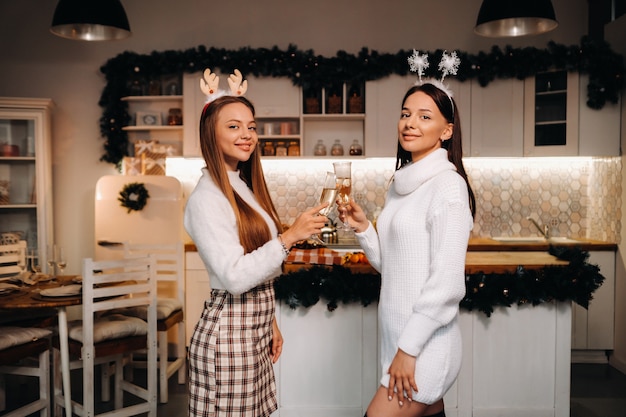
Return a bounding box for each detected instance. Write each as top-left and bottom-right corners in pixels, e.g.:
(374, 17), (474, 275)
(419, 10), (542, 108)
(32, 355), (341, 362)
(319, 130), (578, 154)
(40, 284), (82, 297)
(0, 282), (20, 295)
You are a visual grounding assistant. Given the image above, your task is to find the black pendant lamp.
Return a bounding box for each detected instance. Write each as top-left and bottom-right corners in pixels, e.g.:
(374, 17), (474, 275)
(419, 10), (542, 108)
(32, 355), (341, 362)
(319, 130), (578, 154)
(50, 0), (131, 41)
(474, 0), (558, 37)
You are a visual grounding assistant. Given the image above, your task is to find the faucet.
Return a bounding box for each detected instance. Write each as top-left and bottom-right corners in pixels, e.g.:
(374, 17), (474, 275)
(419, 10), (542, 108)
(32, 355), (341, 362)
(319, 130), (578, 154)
(526, 216), (550, 239)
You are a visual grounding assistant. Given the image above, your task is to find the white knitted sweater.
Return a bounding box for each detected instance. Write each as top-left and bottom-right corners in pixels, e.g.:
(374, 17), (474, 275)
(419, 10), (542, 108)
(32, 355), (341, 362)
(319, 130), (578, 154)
(356, 148), (473, 404)
(184, 169), (285, 295)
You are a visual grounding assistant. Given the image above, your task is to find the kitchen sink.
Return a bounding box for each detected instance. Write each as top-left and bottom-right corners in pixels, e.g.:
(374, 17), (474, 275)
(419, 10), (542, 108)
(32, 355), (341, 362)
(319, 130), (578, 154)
(492, 236), (580, 244)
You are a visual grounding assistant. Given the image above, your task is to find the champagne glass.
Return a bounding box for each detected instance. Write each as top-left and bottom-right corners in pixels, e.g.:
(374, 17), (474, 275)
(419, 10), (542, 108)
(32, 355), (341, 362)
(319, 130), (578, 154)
(29, 249), (42, 274)
(333, 161), (353, 231)
(310, 171), (338, 245)
(47, 244), (57, 277)
(56, 246), (67, 276)
(17, 246), (27, 276)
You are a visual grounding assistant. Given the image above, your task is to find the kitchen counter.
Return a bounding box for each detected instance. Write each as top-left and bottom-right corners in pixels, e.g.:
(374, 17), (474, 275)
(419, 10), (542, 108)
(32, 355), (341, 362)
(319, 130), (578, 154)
(185, 236), (617, 254)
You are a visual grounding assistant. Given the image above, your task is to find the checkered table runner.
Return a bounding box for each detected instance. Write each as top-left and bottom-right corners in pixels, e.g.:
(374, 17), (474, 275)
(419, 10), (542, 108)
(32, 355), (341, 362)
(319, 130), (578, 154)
(286, 248), (344, 265)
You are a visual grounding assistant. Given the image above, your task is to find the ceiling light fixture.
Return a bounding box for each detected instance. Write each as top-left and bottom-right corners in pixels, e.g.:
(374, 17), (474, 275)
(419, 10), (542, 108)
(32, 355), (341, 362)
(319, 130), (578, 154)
(474, 0), (558, 37)
(50, 0), (131, 41)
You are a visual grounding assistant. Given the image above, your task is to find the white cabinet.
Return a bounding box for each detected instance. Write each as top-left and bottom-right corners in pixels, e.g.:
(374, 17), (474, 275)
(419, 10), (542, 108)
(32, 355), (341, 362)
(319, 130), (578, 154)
(122, 95), (184, 156)
(0, 98), (53, 262)
(469, 78), (525, 157)
(275, 301), (378, 417)
(578, 74), (621, 156)
(571, 250), (616, 361)
(248, 76), (302, 157)
(364, 76), (471, 158)
(524, 71), (579, 156)
(184, 251), (211, 345)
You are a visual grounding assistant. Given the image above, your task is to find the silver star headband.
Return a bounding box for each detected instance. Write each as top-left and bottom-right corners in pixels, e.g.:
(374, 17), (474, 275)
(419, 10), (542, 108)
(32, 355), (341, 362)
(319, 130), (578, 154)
(408, 50), (460, 99)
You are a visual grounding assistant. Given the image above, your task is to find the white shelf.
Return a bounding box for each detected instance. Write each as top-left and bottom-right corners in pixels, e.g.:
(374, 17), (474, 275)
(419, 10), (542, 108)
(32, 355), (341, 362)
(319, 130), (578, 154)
(121, 95), (183, 102)
(122, 125), (183, 132)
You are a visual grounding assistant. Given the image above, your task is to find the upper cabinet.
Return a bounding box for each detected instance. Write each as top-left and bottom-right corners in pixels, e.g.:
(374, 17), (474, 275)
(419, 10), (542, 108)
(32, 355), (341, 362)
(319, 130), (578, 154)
(122, 74), (184, 158)
(181, 72), (621, 159)
(469, 78), (525, 157)
(0, 98), (53, 259)
(364, 75), (471, 158)
(523, 71), (579, 156)
(183, 73), (366, 158)
(524, 71), (621, 157)
(578, 74), (621, 156)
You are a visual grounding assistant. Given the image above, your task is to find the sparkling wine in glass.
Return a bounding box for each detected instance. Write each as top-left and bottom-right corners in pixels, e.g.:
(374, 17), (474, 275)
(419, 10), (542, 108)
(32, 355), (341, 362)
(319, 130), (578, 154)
(29, 249), (42, 274)
(56, 246), (67, 276)
(310, 171), (338, 245)
(333, 161), (353, 231)
(47, 244), (57, 277)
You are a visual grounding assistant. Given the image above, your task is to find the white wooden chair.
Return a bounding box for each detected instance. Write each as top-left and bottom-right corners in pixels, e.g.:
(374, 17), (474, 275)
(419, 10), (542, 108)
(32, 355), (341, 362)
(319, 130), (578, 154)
(0, 326), (52, 417)
(52, 255), (158, 417)
(0, 240), (27, 280)
(122, 241), (186, 403)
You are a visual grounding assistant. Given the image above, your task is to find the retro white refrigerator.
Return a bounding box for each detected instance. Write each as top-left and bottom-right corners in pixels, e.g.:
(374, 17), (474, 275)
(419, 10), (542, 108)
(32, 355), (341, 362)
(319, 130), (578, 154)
(94, 175), (184, 260)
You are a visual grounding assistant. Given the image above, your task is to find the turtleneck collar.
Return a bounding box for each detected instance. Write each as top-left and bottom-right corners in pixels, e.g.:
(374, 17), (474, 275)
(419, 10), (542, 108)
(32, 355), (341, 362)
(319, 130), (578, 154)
(393, 148), (456, 195)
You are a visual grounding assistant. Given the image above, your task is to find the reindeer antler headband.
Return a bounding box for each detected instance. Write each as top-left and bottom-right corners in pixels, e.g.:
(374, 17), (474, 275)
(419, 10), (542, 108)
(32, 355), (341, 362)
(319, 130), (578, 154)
(408, 50), (460, 102)
(200, 68), (248, 105)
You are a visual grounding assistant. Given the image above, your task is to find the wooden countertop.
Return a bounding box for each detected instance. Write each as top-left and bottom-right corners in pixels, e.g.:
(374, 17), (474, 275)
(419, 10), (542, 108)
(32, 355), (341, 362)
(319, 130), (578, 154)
(467, 237), (616, 251)
(282, 250), (570, 275)
(186, 236), (614, 275)
(186, 237), (616, 254)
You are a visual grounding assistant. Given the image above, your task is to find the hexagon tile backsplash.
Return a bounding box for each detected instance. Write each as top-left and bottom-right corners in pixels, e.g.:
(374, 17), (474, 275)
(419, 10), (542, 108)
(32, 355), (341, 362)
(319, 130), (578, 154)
(168, 156), (622, 243)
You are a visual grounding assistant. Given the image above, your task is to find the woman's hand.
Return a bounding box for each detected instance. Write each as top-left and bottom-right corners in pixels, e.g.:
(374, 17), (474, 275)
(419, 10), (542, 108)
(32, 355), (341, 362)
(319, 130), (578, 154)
(387, 349), (418, 406)
(270, 318), (283, 363)
(338, 197), (369, 233)
(280, 203), (329, 248)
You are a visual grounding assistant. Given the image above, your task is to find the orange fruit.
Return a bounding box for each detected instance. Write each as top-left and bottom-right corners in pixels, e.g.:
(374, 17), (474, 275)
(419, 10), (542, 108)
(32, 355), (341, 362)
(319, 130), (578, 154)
(349, 253), (360, 264)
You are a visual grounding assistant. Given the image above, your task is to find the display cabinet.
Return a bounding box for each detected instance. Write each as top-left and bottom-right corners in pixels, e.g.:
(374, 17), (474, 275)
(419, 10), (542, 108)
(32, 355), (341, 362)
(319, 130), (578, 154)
(182, 73), (366, 158)
(0, 97), (53, 260)
(523, 71), (579, 156)
(121, 95), (184, 156)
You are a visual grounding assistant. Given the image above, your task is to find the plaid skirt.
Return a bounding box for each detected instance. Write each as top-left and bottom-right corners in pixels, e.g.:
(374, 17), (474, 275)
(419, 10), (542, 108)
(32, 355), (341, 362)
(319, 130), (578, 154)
(188, 281), (277, 417)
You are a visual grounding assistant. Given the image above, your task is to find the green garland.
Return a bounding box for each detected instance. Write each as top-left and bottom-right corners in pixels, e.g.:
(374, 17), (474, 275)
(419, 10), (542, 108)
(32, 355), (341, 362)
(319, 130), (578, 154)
(118, 182), (150, 213)
(99, 36), (625, 167)
(274, 246), (605, 317)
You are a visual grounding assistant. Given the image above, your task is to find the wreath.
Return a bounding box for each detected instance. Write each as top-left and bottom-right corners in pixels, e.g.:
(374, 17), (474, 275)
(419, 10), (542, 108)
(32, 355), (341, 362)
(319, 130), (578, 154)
(118, 182), (150, 213)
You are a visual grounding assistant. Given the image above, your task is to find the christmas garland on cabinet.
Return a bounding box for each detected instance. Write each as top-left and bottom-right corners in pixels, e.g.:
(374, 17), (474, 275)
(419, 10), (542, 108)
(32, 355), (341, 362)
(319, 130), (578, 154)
(99, 36), (624, 168)
(274, 246), (605, 317)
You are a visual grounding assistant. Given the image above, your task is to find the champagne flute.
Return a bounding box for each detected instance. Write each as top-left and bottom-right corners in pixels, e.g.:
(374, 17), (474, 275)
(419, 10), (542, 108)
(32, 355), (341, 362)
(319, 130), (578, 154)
(17, 246), (27, 276)
(29, 249), (42, 274)
(47, 244), (57, 277)
(56, 246), (67, 276)
(333, 161), (353, 231)
(310, 171), (338, 245)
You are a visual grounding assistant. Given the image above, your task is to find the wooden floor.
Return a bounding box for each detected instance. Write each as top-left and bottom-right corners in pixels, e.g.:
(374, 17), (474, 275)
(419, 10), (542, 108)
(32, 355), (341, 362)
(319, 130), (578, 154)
(1, 363), (624, 416)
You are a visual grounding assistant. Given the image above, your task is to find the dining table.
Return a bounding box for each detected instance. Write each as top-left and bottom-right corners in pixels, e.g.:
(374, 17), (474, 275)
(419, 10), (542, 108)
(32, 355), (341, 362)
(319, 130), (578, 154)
(0, 275), (83, 417)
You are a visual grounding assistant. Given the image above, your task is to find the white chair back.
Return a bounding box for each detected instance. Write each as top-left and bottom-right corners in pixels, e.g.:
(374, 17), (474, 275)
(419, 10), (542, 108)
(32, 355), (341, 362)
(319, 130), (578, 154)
(122, 241), (185, 302)
(0, 241), (27, 279)
(55, 255), (158, 417)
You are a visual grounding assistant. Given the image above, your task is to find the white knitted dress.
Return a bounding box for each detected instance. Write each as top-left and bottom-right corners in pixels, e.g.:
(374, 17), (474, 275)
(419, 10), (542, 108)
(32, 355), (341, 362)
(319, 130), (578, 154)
(355, 148), (473, 404)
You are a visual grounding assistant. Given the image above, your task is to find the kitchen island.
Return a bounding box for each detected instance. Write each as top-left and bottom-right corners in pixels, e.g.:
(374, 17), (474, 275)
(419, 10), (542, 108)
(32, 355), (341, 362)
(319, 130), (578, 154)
(184, 238), (613, 417)
(274, 245), (603, 417)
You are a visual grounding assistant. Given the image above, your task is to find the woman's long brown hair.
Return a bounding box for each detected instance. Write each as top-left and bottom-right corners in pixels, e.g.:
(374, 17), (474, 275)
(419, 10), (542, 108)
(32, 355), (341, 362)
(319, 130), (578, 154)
(199, 95), (283, 253)
(396, 84), (476, 218)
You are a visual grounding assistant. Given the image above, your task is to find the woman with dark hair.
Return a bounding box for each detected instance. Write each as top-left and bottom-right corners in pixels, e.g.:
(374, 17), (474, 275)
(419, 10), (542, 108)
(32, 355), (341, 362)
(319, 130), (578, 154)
(339, 82), (475, 417)
(184, 94), (327, 416)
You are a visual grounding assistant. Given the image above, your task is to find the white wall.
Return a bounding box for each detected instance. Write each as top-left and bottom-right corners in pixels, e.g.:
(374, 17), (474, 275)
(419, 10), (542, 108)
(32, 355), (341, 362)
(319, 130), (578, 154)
(0, 0), (590, 274)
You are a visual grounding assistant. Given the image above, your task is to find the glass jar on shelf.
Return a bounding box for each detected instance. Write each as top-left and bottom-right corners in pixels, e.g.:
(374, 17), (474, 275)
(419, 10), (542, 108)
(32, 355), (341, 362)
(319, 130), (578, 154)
(287, 141), (300, 156)
(263, 141), (275, 156)
(349, 140), (363, 156)
(330, 139), (344, 156)
(313, 140), (327, 156)
(275, 141), (288, 156)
